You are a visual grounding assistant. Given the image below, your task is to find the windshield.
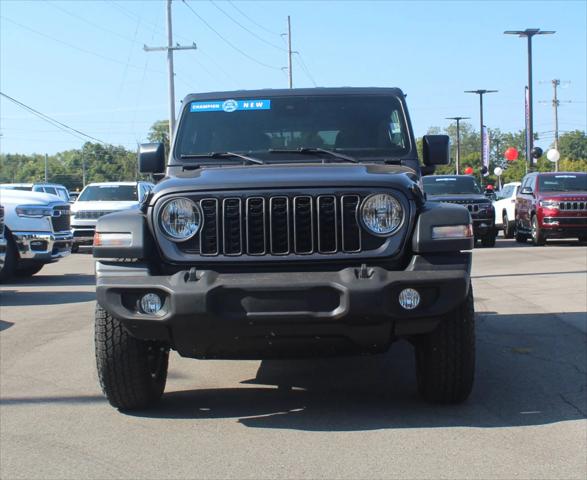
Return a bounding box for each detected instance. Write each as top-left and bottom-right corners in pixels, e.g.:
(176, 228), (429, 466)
(78, 185), (138, 202)
(422, 176), (483, 195)
(539, 174), (587, 192)
(175, 94), (410, 162)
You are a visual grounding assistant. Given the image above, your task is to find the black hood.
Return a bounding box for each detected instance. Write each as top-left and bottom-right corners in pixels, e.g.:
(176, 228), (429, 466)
(151, 163), (421, 203)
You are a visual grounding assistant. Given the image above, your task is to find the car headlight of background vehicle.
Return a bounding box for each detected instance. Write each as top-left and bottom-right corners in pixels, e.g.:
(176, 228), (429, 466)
(539, 200), (560, 209)
(360, 193), (404, 236)
(159, 197), (201, 241)
(15, 205), (52, 217)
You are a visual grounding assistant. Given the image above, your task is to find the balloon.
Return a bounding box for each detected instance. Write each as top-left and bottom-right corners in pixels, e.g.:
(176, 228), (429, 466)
(494, 167), (503, 176)
(546, 149), (560, 163)
(504, 147), (518, 161)
(531, 147), (543, 159)
(464, 167), (474, 175)
(486, 184), (494, 190)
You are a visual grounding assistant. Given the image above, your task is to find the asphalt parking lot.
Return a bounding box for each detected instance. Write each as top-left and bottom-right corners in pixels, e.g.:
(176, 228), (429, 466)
(1, 239), (586, 480)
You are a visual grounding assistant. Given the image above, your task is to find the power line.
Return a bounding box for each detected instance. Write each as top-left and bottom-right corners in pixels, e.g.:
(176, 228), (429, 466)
(181, 0), (281, 70)
(1, 16), (164, 75)
(209, 0), (287, 52)
(42, 0), (139, 43)
(227, 0), (282, 37)
(0, 92), (106, 144)
(294, 52), (318, 87)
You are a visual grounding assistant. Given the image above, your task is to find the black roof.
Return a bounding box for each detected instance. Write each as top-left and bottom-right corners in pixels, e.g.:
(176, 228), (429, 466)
(182, 87), (405, 103)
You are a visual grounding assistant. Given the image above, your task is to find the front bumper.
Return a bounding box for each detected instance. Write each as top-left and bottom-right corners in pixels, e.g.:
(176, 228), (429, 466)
(541, 216), (587, 238)
(0, 237), (6, 269)
(12, 231), (73, 262)
(472, 218), (495, 237)
(96, 254), (471, 359)
(72, 226), (95, 245)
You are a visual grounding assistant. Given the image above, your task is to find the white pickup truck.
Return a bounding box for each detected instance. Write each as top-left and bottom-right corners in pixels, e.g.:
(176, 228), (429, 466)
(0, 189), (73, 281)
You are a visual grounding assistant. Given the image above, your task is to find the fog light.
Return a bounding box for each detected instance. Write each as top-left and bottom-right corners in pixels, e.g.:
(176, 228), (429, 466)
(140, 293), (162, 314)
(399, 288), (420, 310)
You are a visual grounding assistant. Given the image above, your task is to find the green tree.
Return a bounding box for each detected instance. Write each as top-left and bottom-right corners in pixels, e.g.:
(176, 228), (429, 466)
(557, 130), (587, 161)
(147, 120), (170, 155)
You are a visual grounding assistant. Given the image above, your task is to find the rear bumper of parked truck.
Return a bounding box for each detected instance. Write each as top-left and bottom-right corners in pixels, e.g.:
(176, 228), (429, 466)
(96, 254), (471, 359)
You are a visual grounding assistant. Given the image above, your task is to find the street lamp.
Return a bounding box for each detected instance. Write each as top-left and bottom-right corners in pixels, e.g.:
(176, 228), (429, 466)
(465, 90), (497, 182)
(446, 116), (470, 174)
(504, 28), (555, 170)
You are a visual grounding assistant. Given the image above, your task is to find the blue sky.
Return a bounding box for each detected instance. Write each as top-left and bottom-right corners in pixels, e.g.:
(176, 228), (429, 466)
(1, 0), (586, 155)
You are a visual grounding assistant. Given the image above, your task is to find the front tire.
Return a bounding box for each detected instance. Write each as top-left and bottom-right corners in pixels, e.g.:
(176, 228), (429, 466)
(502, 212), (514, 239)
(15, 262), (44, 277)
(0, 234), (18, 282)
(415, 286), (475, 404)
(481, 233), (496, 248)
(95, 304), (169, 410)
(531, 215), (546, 246)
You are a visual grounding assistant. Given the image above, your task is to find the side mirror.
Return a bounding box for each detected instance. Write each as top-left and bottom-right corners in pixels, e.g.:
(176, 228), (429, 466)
(422, 135), (450, 166)
(521, 187), (533, 195)
(139, 143), (165, 174)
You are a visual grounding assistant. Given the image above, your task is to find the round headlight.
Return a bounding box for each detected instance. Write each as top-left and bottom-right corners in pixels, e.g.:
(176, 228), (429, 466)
(159, 198), (201, 241)
(360, 193), (403, 236)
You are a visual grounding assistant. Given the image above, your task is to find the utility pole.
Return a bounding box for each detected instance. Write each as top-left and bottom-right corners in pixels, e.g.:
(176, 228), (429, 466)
(144, 0), (197, 142)
(446, 116), (470, 174)
(465, 90), (497, 184)
(505, 29), (555, 171)
(287, 16), (293, 88)
(44, 153), (48, 182)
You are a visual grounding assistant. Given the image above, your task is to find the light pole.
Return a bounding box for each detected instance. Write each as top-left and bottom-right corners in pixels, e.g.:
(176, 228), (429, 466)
(504, 28), (555, 170)
(446, 116), (470, 174)
(465, 90), (497, 183)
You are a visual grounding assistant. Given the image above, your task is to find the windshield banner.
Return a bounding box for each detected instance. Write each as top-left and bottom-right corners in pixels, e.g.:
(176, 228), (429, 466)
(190, 99), (271, 113)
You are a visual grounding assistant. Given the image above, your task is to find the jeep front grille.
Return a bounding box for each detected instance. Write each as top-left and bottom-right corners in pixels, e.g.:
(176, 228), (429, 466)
(51, 205), (71, 233)
(75, 210), (115, 220)
(175, 193), (368, 257)
(559, 201), (587, 211)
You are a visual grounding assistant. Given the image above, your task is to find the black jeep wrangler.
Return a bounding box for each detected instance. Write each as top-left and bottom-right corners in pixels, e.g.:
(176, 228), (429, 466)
(93, 88), (475, 410)
(422, 175), (497, 247)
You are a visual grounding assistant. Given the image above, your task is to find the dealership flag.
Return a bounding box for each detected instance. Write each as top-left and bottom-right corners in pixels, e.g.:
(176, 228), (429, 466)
(482, 126), (490, 176)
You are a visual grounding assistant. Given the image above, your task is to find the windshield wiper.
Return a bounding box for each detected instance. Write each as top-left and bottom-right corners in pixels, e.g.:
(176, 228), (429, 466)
(180, 152), (264, 165)
(268, 147), (358, 163)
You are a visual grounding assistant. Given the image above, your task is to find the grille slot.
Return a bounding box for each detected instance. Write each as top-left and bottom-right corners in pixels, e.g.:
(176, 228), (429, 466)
(293, 196), (314, 254)
(200, 198), (219, 255)
(223, 198), (242, 255)
(269, 197), (290, 254)
(341, 195), (361, 252)
(246, 197), (266, 255)
(317, 195), (338, 253)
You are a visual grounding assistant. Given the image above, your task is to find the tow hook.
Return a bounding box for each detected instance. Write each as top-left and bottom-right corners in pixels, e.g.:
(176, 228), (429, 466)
(186, 267), (198, 282)
(357, 263), (374, 279)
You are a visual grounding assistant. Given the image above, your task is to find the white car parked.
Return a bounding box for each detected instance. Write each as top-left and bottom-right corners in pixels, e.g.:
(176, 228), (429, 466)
(493, 181), (521, 238)
(0, 189), (73, 281)
(71, 181), (153, 252)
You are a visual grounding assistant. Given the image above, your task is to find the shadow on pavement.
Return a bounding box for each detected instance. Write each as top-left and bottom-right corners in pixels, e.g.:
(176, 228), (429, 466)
(127, 311), (586, 431)
(494, 238), (586, 249)
(0, 290), (95, 306)
(0, 320), (14, 331)
(4, 273), (95, 287)
(0, 395), (105, 406)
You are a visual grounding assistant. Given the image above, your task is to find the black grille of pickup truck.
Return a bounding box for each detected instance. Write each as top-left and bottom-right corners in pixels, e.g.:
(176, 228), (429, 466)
(51, 205), (71, 233)
(0, 206), (4, 235)
(75, 210), (115, 219)
(177, 193), (367, 257)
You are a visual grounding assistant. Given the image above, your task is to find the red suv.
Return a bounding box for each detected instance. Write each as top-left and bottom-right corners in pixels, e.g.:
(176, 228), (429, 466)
(515, 172), (587, 245)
